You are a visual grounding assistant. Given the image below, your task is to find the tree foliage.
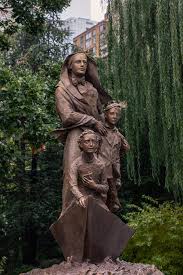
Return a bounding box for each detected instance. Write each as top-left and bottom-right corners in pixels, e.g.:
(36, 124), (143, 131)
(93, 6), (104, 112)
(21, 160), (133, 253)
(0, 55), (64, 272)
(0, 1), (71, 271)
(0, 0), (70, 34)
(123, 197), (183, 275)
(106, 0), (183, 200)
(7, 15), (71, 70)
(0, 0), (71, 52)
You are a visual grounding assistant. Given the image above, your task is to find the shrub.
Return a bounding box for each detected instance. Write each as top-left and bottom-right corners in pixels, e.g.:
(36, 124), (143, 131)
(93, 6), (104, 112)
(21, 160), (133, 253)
(122, 197), (183, 275)
(0, 257), (6, 273)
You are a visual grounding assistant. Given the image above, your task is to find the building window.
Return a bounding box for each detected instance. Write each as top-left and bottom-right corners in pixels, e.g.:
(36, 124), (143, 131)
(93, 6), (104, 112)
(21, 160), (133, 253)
(86, 21), (94, 25)
(86, 32), (92, 48)
(99, 24), (104, 32)
(93, 30), (96, 36)
(92, 30), (96, 45)
(86, 32), (91, 40)
(86, 39), (92, 48)
(93, 36), (96, 45)
(80, 36), (84, 48)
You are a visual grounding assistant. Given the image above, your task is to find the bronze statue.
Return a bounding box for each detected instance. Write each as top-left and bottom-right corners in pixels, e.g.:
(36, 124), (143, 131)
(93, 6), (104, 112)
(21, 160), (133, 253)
(50, 130), (133, 262)
(54, 52), (111, 215)
(50, 52), (133, 263)
(99, 101), (130, 212)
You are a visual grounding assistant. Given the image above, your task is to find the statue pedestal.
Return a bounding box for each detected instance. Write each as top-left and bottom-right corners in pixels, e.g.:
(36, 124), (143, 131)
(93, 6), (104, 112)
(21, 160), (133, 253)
(20, 258), (164, 275)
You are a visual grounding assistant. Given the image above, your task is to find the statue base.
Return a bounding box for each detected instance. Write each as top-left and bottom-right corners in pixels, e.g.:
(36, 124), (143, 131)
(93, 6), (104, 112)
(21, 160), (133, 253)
(20, 258), (164, 275)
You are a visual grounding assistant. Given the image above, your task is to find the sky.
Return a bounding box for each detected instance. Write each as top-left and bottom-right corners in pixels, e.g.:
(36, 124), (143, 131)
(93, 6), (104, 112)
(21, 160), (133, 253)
(61, 0), (107, 22)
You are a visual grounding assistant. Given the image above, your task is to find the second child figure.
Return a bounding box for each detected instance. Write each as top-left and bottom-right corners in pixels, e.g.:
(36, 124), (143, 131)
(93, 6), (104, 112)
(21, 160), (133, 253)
(99, 101), (130, 212)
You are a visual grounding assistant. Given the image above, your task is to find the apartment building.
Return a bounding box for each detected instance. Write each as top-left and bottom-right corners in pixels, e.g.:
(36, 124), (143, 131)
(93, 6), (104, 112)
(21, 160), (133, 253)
(73, 17), (108, 58)
(63, 17), (96, 44)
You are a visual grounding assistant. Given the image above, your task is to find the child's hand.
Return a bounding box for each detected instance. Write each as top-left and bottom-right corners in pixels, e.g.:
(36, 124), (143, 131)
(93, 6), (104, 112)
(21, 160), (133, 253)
(82, 176), (96, 189)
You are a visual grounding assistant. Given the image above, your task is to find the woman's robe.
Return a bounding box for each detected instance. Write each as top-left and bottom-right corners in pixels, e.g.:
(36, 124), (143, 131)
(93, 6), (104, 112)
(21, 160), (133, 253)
(55, 79), (103, 215)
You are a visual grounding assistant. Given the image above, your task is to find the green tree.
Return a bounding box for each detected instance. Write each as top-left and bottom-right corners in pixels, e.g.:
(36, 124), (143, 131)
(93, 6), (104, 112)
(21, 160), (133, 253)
(0, 0), (71, 52)
(0, 59), (64, 272)
(1, 1), (71, 271)
(4, 16), (71, 71)
(0, 0), (70, 33)
(106, 0), (183, 200)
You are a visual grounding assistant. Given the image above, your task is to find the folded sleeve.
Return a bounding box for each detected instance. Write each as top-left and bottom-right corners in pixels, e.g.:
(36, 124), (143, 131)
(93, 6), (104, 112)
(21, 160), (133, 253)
(69, 161), (84, 201)
(55, 87), (97, 128)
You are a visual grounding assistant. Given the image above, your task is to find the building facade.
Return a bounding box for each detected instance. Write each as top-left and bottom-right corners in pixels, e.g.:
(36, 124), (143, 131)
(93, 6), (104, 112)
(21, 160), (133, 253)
(73, 17), (108, 58)
(63, 17), (96, 44)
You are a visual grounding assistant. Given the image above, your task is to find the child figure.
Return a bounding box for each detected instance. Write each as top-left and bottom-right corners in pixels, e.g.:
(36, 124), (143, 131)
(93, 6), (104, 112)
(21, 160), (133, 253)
(68, 129), (109, 211)
(99, 101), (130, 212)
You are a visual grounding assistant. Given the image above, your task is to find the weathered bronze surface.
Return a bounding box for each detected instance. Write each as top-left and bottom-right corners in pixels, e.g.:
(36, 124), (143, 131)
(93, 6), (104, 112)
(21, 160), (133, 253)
(99, 102), (130, 212)
(50, 52), (133, 263)
(54, 53), (111, 215)
(50, 196), (134, 263)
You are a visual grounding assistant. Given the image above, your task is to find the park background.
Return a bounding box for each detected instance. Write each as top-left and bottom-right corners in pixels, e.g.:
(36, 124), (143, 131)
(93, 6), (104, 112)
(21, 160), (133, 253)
(0, 0), (183, 274)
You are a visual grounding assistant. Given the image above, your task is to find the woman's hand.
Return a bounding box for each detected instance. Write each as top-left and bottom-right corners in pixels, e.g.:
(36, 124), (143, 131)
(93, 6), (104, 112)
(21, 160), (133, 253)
(95, 121), (107, 136)
(79, 196), (87, 208)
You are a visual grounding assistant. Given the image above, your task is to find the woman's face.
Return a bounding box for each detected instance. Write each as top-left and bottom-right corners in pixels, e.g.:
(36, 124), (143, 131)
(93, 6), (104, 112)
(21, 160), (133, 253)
(70, 53), (87, 76)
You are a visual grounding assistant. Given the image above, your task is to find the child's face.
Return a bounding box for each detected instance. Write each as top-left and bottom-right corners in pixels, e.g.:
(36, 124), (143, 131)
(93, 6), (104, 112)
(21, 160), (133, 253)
(80, 133), (97, 153)
(105, 107), (120, 126)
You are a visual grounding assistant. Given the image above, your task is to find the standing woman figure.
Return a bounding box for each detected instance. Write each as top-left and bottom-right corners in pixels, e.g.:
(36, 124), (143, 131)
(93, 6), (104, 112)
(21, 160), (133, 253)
(54, 52), (111, 215)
